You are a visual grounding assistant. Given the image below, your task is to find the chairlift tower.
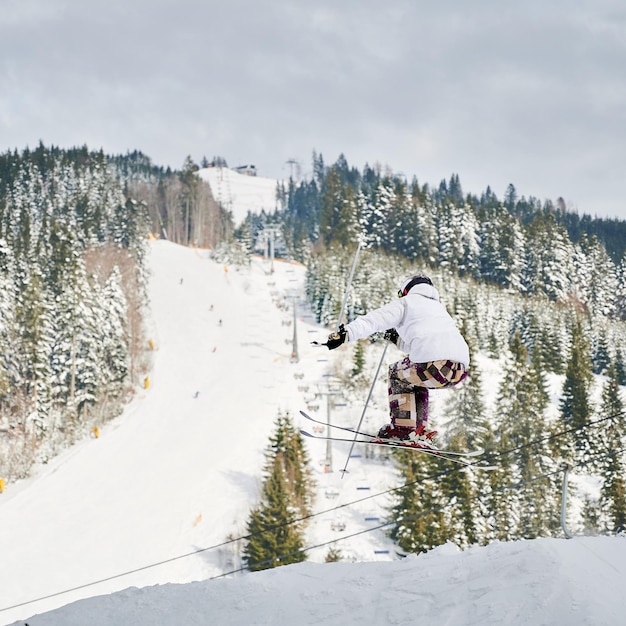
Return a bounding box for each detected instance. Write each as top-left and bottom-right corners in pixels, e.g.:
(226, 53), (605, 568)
(260, 226), (281, 273)
(315, 383), (341, 472)
(285, 158), (300, 180)
(290, 297), (299, 363)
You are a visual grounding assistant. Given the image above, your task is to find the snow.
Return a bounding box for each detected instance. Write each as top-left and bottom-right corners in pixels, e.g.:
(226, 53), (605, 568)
(1, 239), (626, 626)
(6, 538), (626, 625)
(197, 166), (283, 224)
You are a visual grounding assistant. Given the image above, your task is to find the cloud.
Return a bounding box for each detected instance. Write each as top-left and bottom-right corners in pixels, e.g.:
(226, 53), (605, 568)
(1, 0), (625, 217)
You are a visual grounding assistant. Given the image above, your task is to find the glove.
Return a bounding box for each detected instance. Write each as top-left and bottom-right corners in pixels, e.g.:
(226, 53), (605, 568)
(383, 328), (399, 345)
(325, 324), (347, 350)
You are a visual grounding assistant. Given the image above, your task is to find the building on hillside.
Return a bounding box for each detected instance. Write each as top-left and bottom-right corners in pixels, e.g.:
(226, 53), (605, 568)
(233, 164), (257, 176)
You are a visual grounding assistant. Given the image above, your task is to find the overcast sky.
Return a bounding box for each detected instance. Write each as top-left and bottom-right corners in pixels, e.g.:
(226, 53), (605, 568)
(2, 0), (625, 219)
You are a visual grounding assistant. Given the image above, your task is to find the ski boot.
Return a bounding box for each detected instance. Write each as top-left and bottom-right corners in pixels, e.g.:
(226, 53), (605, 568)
(406, 423), (439, 449)
(376, 423), (438, 449)
(376, 423), (413, 441)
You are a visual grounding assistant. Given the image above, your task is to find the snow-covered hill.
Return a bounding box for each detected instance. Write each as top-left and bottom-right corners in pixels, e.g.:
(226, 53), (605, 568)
(197, 167), (283, 224)
(9, 536), (626, 626)
(1, 240), (625, 626)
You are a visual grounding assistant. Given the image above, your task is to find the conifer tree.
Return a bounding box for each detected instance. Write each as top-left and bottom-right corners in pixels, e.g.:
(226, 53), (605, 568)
(388, 451), (449, 553)
(243, 457), (306, 571)
(350, 339), (366, 379)
(614, 349), (626, 386)
(443, 347), (494, 544)
(243, 413), (311, 570)
(616, 255), (626, 319)
(597, 363), (626, 532)
(13, 265), (53, 429)
(0, 240), (16, 408)
(319, 167), (357, 248)
(444, 344), (492, 452)
(266, 412), (313, 516)
(493, 333), (557, 539)
(574, 235), (618, 317)
(559, 318), (594, 461)
(523, 214), (574, 301)
(99, 267), (130, 390)
(50, 259), (101, 420)
(536, 324), (565, 374)
(592, 330), (611, 375)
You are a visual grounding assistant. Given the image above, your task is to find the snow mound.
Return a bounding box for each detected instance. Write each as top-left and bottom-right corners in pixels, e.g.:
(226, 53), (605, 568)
(11, 536), (626, 625)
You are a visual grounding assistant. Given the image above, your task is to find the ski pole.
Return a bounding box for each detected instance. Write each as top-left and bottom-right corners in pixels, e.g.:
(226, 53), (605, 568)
(312, 237), (363, 347)
(340, 342), (388, 477)
(335, 237), (363, 332)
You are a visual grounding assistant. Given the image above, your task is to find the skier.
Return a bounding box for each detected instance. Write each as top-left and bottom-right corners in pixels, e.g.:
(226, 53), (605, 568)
(323, 274), (469, 446)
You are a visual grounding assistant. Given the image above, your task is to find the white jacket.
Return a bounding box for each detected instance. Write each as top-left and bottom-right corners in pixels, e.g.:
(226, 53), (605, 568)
(344, 283), (470, 366)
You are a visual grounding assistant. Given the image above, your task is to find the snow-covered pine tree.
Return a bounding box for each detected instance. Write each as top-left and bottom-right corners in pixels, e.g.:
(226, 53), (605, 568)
(50, 259), (101, 422)
(242, 459), (306, 572)
(522, 213), (574, 301)
(614, 349), (626, 386)
(408, 183), (438, 264)
(13, 264), (54, 433)
(442, 342), (495, 544)
(436, 203), (476, 275)
(592, 329), (611, 375)
(615, 254), (626, 319)
(492, 333), (558, 539)
(0, 239), (16, 408)
(558, 317), (595, 463)
(597, 362), (626, 533)
(387, 450), (450, 554)
(319, 166), (358, 248)
(573, 234), (618, 317)
(359, 180), (394, 249)
(266, 412), (314, 516)
(98, 267), (130, 393)
(243, 413), (311, 571)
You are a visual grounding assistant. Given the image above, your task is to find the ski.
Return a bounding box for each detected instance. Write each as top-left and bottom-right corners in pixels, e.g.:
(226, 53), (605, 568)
(299, 429), (496, 470)
(299, 409), (379, 439)
(299, 410), (484, 458)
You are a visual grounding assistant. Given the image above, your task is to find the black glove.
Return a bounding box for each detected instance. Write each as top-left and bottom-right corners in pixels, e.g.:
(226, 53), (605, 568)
(325, 324), (347, 350)
(383, 328), (399, 345)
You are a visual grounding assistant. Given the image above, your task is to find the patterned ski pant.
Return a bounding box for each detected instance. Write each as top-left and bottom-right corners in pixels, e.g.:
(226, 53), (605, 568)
(388, 357), (468, 430)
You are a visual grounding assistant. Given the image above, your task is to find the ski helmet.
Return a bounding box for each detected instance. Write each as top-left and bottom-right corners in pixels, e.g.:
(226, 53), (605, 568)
(398, 274), (433, 298)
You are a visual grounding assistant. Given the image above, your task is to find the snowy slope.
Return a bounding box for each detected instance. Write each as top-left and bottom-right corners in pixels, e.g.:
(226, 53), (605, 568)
(0, 239), (393, 624)
(8, 537), (626, 625)
(2, 240), (626, 625)
(197, 167), (283, 224)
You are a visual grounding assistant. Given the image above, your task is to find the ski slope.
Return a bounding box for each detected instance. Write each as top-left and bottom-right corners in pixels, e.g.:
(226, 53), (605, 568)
(0, 239), (395, 623)
(197, 167), (283, 224)
(1, 239), (626, 625)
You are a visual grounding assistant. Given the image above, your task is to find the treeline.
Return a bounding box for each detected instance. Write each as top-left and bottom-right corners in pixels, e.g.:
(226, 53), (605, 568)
(116, 152), (235, 248)
(275, 154), (626, 319)
(0, 144), (234, 481)
(0, 144), (148, 479)
(305, 246), (626, 376)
